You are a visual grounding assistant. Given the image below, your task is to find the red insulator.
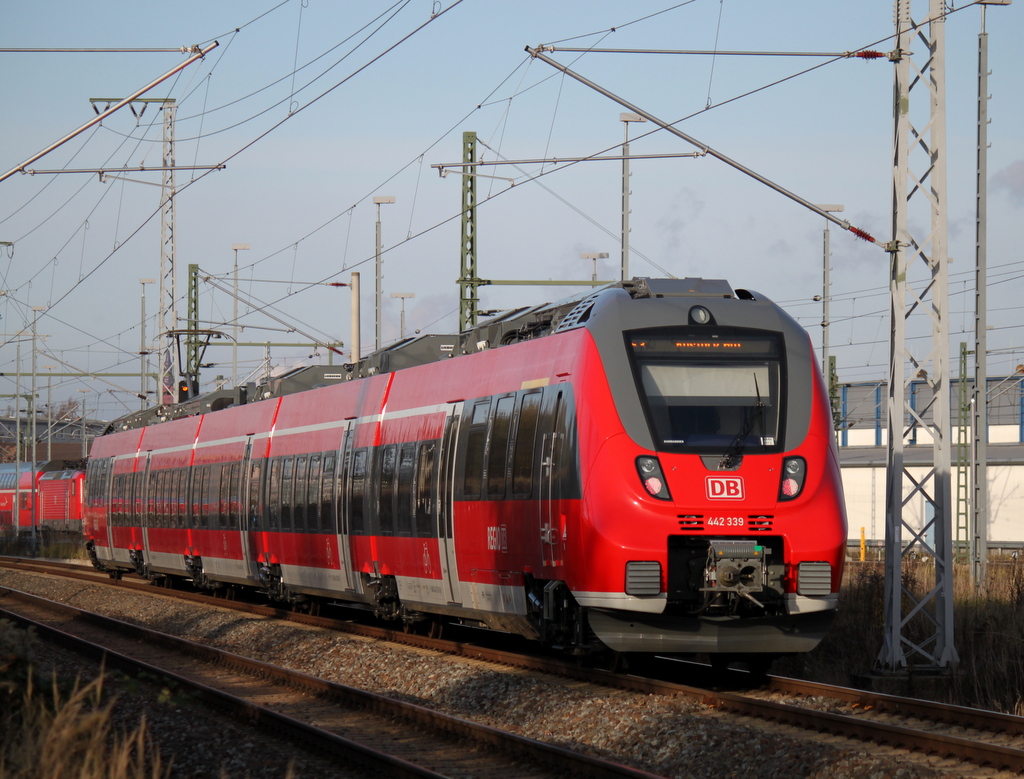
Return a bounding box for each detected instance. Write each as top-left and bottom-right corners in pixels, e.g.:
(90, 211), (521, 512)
(849, 226), (876, 243)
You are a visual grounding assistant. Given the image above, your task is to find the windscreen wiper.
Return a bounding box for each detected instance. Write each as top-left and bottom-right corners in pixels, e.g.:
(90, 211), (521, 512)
(718, 374), (765, 470)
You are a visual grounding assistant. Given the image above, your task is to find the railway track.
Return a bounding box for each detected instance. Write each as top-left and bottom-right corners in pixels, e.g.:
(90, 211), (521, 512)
(0, 583), (660, 779)
(4, 557), (1024, 777)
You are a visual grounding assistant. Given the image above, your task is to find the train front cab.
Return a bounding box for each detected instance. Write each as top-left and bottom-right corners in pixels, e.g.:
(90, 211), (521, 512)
(572, 286), (848, 659)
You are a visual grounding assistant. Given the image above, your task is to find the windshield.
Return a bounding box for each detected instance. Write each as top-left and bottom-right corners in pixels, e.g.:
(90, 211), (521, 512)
(627, 328), (783, 453)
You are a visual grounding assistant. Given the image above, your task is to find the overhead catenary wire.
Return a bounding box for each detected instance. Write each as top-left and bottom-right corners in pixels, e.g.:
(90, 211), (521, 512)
(6, 1), (1015, 419)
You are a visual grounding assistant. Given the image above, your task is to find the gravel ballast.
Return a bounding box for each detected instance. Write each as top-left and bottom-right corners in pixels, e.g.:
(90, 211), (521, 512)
(0, 569), (979, 778)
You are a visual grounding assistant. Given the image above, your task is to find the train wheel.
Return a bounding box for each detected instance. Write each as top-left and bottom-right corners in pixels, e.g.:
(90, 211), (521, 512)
(427, 619), (444, 639)
(709, 653), (732, 679)
(590, 650), (629, 674)
(744, 654), (774, 683)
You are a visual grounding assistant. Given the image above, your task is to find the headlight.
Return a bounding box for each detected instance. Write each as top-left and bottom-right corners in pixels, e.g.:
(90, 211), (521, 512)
(636, 456), (672, 500)
(779, 456), (806, 501)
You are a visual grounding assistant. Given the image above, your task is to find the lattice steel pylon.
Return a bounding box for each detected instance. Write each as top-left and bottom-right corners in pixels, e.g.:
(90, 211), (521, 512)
(878, 0), (958, 672)
(458, 131), (481, 332)
(158, 100), (178, 405)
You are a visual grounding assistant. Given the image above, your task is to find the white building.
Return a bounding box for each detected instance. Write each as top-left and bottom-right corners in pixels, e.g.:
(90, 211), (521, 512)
(836, 377), (1024, 551)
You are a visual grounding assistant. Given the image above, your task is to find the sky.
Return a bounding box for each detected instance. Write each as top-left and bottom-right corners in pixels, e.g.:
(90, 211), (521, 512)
(1, 0), (1022, 421)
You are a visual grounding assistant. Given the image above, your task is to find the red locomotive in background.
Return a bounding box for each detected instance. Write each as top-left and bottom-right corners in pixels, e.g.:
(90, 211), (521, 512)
(84, 278), (847, 667)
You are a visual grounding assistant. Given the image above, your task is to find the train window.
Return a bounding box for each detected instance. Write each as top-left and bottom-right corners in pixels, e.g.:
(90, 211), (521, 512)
(117, 473), (126, 527)
(202, 467), (215, 530)
(146, 469), (156, 527)
(349, 449), (367, 535)
(151, 471), (161, 529)
(214, 464), (227, 529)
(293, 456), (308, 533)
(512, 392), (542, 498)
(162, 470), (169, 528)
(177, 469), (188, 529)
(149, 471), (158, 528)
(228, 462), (240, 528)
(320, 454), (336, 534)
(396, 444), (416, 537)
(415, 442), (435, 537)
(132, 471), (143, 526)
(463, 400), (490, 499)
(486, 396), (515, 498)
(307, 455), (321, 532)
(168, 470), (176, 528)
(126, 472), (136, 526)
(187, 469), (198, 529)
(111, 474), (121, 526)
(627, 327), (783, 454)
(248, 461), (263, 529)
(268, 459), (282, 531)
(281, 457), (294, 531)
(379, 445), (397, 536)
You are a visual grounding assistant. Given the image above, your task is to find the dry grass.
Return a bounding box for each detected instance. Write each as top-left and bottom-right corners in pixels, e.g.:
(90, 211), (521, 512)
(0, 620), (167, 779)
(777, 559), (1024, 713)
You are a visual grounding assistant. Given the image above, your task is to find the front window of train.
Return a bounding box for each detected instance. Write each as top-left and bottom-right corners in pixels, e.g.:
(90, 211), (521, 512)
(627, 327), (784, 454)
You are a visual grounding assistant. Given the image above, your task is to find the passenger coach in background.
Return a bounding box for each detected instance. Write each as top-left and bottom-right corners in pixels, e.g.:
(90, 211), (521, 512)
(0, 464), (85, 537)
(84, 277), (847, 670)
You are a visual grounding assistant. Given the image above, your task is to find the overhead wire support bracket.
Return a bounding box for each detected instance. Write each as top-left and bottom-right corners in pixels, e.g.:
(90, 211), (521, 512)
(431, 151), (705, 178)
(525, 45), (883, 247)
(542, 46), (888, 59)
(23, 165), (227, 182)
(199, 272), (345, 359)
(0, 41), (218, 185)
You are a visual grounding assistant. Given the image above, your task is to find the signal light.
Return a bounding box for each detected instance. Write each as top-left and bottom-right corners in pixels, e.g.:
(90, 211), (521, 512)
(177, 380), (190, 403)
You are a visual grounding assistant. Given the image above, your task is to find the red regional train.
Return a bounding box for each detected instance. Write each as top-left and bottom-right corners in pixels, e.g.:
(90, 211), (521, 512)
(0, 463), (85, 536)
(83, 278), (847, 666)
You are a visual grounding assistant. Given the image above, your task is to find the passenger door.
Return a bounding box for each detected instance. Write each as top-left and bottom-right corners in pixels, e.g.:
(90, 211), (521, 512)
(539, 389), (568, 569)
(438, 403), (462, 604)
(240, 437), (257, 577)
(333, 422), (354, 591)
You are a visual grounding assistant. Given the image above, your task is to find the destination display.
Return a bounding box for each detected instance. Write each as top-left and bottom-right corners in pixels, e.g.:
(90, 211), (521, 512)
(628, 329), (780, 357)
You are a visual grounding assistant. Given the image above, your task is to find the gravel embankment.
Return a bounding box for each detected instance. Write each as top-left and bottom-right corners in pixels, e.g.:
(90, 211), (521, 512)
(0, 569), (967, 779)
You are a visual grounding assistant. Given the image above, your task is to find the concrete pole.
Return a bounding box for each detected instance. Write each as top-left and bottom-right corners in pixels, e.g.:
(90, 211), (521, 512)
(350, 272), (361, 363)
(372, 196), (395, 351)
(231, 244), (250, 387)
(620, 113), (645, 281)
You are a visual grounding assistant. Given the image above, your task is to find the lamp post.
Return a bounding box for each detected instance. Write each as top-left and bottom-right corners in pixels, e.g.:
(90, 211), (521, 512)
(231, 244), (250, 387)
(620, 112), (646, 281)
(373, 197), (395, 351)
(29, 306), (46, 550)
(580, 252), (609, 284)
(139, 278), (155, 410)
(390, 292), (414, 340)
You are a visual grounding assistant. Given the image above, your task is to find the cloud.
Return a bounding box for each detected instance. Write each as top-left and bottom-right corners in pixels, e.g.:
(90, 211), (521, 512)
(990, 160), (1024, 206)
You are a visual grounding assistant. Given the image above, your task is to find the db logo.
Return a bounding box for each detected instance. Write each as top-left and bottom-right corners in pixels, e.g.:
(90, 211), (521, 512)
(706, 476), (744, 500)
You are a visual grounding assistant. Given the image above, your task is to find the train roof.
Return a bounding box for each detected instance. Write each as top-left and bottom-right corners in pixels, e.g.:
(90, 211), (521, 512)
(0, 461), (68, 475)
(106, 277), (751, 433)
